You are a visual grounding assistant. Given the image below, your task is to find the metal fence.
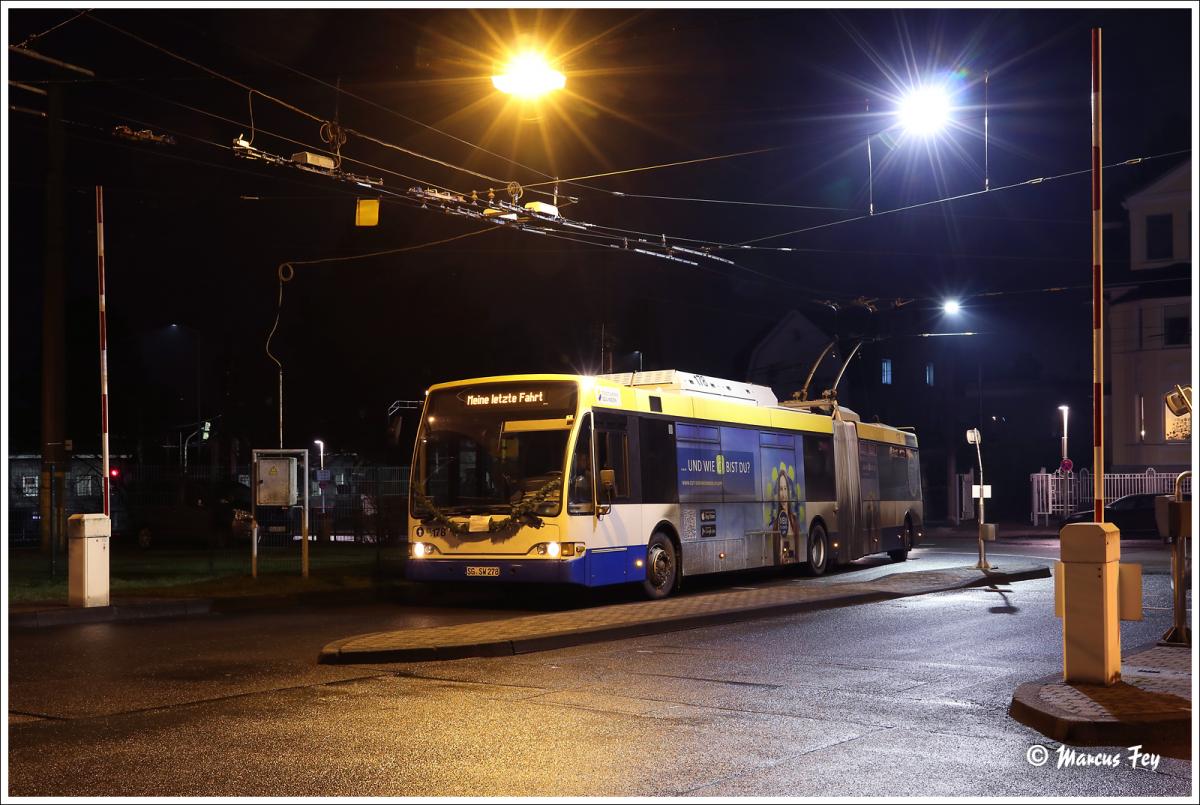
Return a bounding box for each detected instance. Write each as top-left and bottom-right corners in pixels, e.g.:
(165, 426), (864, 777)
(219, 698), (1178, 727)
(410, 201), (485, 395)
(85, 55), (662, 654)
(7, 458), (410, 550)
(1029, 468), (1192, 525)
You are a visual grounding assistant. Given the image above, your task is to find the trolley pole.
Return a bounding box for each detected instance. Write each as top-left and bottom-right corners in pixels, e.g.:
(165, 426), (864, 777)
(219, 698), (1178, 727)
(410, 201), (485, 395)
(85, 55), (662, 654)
(96, 186), (111, 517)
(1090, 28), (1105, 522)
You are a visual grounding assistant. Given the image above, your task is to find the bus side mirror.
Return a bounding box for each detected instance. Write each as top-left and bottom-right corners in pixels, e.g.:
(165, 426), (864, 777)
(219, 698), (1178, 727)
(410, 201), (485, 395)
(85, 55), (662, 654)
(598, 468), (616, 516)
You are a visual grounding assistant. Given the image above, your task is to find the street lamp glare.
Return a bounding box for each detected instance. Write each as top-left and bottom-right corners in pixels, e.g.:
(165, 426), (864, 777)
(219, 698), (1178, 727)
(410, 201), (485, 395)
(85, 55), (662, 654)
(492, 51), (565, 99)
(942, 299), (961, 315)
(898, 86), (951, 136)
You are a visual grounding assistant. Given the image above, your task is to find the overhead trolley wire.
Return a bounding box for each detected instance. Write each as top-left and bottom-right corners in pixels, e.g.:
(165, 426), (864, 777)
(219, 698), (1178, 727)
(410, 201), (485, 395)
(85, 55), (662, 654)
(729, 148), (1193, 249)
(84, 13), (324, 124)
(13, 9), (91, 50)
(522, 145), (786, 189)
(179, 19), (562, 185)
(559, 147), (1191, 254)
(82, 12), (526, 196)
(104, 81), (475, 198)
(598, 191), (854, 212)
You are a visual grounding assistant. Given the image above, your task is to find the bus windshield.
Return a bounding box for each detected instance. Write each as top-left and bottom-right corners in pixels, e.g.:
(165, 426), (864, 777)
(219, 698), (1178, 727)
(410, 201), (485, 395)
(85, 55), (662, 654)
(412, 381), (579, 518)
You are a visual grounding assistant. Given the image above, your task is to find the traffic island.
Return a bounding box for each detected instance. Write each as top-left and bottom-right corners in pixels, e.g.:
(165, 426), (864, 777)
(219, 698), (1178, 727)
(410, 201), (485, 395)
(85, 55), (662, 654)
(318, 562), (1050, 664)
(1009, 644), (1192, 759)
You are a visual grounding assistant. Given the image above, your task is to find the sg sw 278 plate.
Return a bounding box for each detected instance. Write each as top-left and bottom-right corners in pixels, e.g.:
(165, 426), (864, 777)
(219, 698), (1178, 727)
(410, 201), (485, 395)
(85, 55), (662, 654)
(465, 566), (501, 577)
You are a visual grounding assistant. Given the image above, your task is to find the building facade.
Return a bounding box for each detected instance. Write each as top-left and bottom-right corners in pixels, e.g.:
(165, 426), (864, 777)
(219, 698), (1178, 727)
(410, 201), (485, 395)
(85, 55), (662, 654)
(1109, 159), (1192, 473)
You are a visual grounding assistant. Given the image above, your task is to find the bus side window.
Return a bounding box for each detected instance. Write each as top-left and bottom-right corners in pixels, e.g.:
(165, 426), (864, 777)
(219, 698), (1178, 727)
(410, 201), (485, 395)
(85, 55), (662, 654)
(569, 416), (594, 514)
(639, 418), (677, 503)
(803, 435), (837, 501)
(595, 429), (630, 498)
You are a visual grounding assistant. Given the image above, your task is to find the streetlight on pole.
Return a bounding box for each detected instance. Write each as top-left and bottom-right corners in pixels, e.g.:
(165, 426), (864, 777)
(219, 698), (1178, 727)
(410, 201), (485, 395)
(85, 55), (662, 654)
(867, 83), (953, 215)
(966, 427), (992, 570)
(313, 439), (325, 517)
(492, 51), (565, 100)
(1058, 405), (1070, 468)
(897, 85), (952, 137)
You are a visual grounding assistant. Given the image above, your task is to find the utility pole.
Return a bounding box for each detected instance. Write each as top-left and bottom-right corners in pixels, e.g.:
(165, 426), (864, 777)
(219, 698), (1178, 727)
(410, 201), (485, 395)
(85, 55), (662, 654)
(12, 45), (95, 554)
(1090, 28), (1106, 522)
(40, 80), (66, 554)
(96, 187), (111, 517)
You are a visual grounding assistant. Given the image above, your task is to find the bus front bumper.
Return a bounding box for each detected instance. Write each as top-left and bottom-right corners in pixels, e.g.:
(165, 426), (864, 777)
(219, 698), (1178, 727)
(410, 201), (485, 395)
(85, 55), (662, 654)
(406, 555), (590, 585)
(405, 547), (648, 587)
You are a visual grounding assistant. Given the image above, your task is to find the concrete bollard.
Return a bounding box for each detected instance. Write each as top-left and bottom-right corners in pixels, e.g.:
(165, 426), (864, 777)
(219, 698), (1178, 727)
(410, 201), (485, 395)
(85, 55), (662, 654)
(1054, 521), (1142, 685)
(68, 513), (111, 608)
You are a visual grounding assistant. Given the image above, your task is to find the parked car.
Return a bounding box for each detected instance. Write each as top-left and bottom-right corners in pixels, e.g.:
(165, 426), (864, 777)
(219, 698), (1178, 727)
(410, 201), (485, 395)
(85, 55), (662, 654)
(120, 478), (252, 549)
(1060, 493), (1166, 538)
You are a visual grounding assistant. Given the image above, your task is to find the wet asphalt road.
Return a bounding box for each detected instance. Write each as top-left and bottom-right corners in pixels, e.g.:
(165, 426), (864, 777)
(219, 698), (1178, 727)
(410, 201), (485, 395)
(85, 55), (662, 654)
(7, 534), (1192, 796)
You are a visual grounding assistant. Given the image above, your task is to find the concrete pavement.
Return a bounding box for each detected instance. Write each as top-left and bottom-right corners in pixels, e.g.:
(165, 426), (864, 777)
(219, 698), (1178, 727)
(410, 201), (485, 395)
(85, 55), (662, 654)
(1010, 643), (1192, 757)
(319, 562), (1050, 663)
(8, 568), (1189, 797)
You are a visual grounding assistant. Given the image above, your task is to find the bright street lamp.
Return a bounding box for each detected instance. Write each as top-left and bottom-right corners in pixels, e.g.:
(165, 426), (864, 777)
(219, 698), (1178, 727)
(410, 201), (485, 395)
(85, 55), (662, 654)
(1058, 406), (1070, 467)
(942, 299), (962, 315)
(898, 85), (951, 136)
(492, 52), (565, 99)
(866, 82), (952, 215)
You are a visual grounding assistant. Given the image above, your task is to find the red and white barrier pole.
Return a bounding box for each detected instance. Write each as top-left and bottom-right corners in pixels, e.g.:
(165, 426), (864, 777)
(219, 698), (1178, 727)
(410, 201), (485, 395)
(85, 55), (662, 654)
(96, 186), (111, 518)
(1090, 29), (1104, 522)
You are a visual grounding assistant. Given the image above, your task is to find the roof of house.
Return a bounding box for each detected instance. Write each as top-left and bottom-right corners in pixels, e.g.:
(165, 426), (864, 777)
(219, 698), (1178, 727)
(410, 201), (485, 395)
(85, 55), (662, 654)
(1122, 157), (1191, 204)
(1108, 271), (1192, 305)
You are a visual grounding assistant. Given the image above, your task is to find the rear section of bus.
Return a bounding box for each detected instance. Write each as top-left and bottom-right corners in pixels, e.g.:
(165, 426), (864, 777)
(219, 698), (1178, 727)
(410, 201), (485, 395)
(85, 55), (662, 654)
(406, 375), (594, 584)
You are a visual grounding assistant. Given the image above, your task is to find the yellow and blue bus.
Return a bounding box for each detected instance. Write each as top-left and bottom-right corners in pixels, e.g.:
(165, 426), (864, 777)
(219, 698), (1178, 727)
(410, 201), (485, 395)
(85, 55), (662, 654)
(407, 370), (923, 598)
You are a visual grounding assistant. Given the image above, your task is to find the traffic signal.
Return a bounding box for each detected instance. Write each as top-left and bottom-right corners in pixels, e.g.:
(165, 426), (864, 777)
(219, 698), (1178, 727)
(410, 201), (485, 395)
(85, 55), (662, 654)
(201, 420), (212, 441)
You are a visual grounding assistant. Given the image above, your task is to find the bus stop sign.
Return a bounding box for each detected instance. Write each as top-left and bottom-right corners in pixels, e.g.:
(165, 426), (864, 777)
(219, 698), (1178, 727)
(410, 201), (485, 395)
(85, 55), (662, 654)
(1060, 458), (1074, 473)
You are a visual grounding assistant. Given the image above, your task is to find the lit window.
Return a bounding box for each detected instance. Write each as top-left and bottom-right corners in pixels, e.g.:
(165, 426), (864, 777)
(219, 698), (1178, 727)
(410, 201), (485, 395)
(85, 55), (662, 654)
(881, 358), (892, 385)
(22, 476), (39, 497)
(76, 475), (98, 497)
(925, 362), (935, 386)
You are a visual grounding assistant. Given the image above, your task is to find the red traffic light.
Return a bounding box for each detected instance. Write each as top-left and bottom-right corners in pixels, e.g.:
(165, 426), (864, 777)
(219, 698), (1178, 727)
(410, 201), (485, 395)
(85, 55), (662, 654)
(110, 468), (120, 478)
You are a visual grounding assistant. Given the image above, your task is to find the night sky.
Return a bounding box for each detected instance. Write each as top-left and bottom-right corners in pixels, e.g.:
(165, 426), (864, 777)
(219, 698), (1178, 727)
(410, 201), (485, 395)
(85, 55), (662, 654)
(6, 6), (1192, 489)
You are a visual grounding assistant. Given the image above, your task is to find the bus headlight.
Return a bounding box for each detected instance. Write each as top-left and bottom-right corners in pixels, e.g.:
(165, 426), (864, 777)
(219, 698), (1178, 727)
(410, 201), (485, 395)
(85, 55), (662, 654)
(411, 542), (439, 558)
(529, 542), (584, 558)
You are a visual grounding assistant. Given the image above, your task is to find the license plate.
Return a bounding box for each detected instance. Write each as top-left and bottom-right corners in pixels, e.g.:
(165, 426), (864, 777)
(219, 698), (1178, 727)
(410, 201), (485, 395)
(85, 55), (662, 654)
(466, 566), (500, 577)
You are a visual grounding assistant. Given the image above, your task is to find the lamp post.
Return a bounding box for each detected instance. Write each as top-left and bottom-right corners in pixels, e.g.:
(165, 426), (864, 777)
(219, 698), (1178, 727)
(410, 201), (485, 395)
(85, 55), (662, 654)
(1058, 405), (1070, 467)
(966, 427), (992, 570)
(314, 439), (325, 516)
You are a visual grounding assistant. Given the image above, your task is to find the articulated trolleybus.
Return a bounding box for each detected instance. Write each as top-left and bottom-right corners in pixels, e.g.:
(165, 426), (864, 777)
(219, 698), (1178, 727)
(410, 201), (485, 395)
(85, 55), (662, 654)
(408, 370), (923, 598)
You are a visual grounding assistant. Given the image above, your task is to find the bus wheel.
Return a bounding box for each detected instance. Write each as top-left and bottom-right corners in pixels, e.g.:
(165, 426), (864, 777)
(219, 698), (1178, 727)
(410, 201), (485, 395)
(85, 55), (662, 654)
(888, 519), (914, 563)
(641, 532), (678, 599)
(805, 523), (829, 576)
